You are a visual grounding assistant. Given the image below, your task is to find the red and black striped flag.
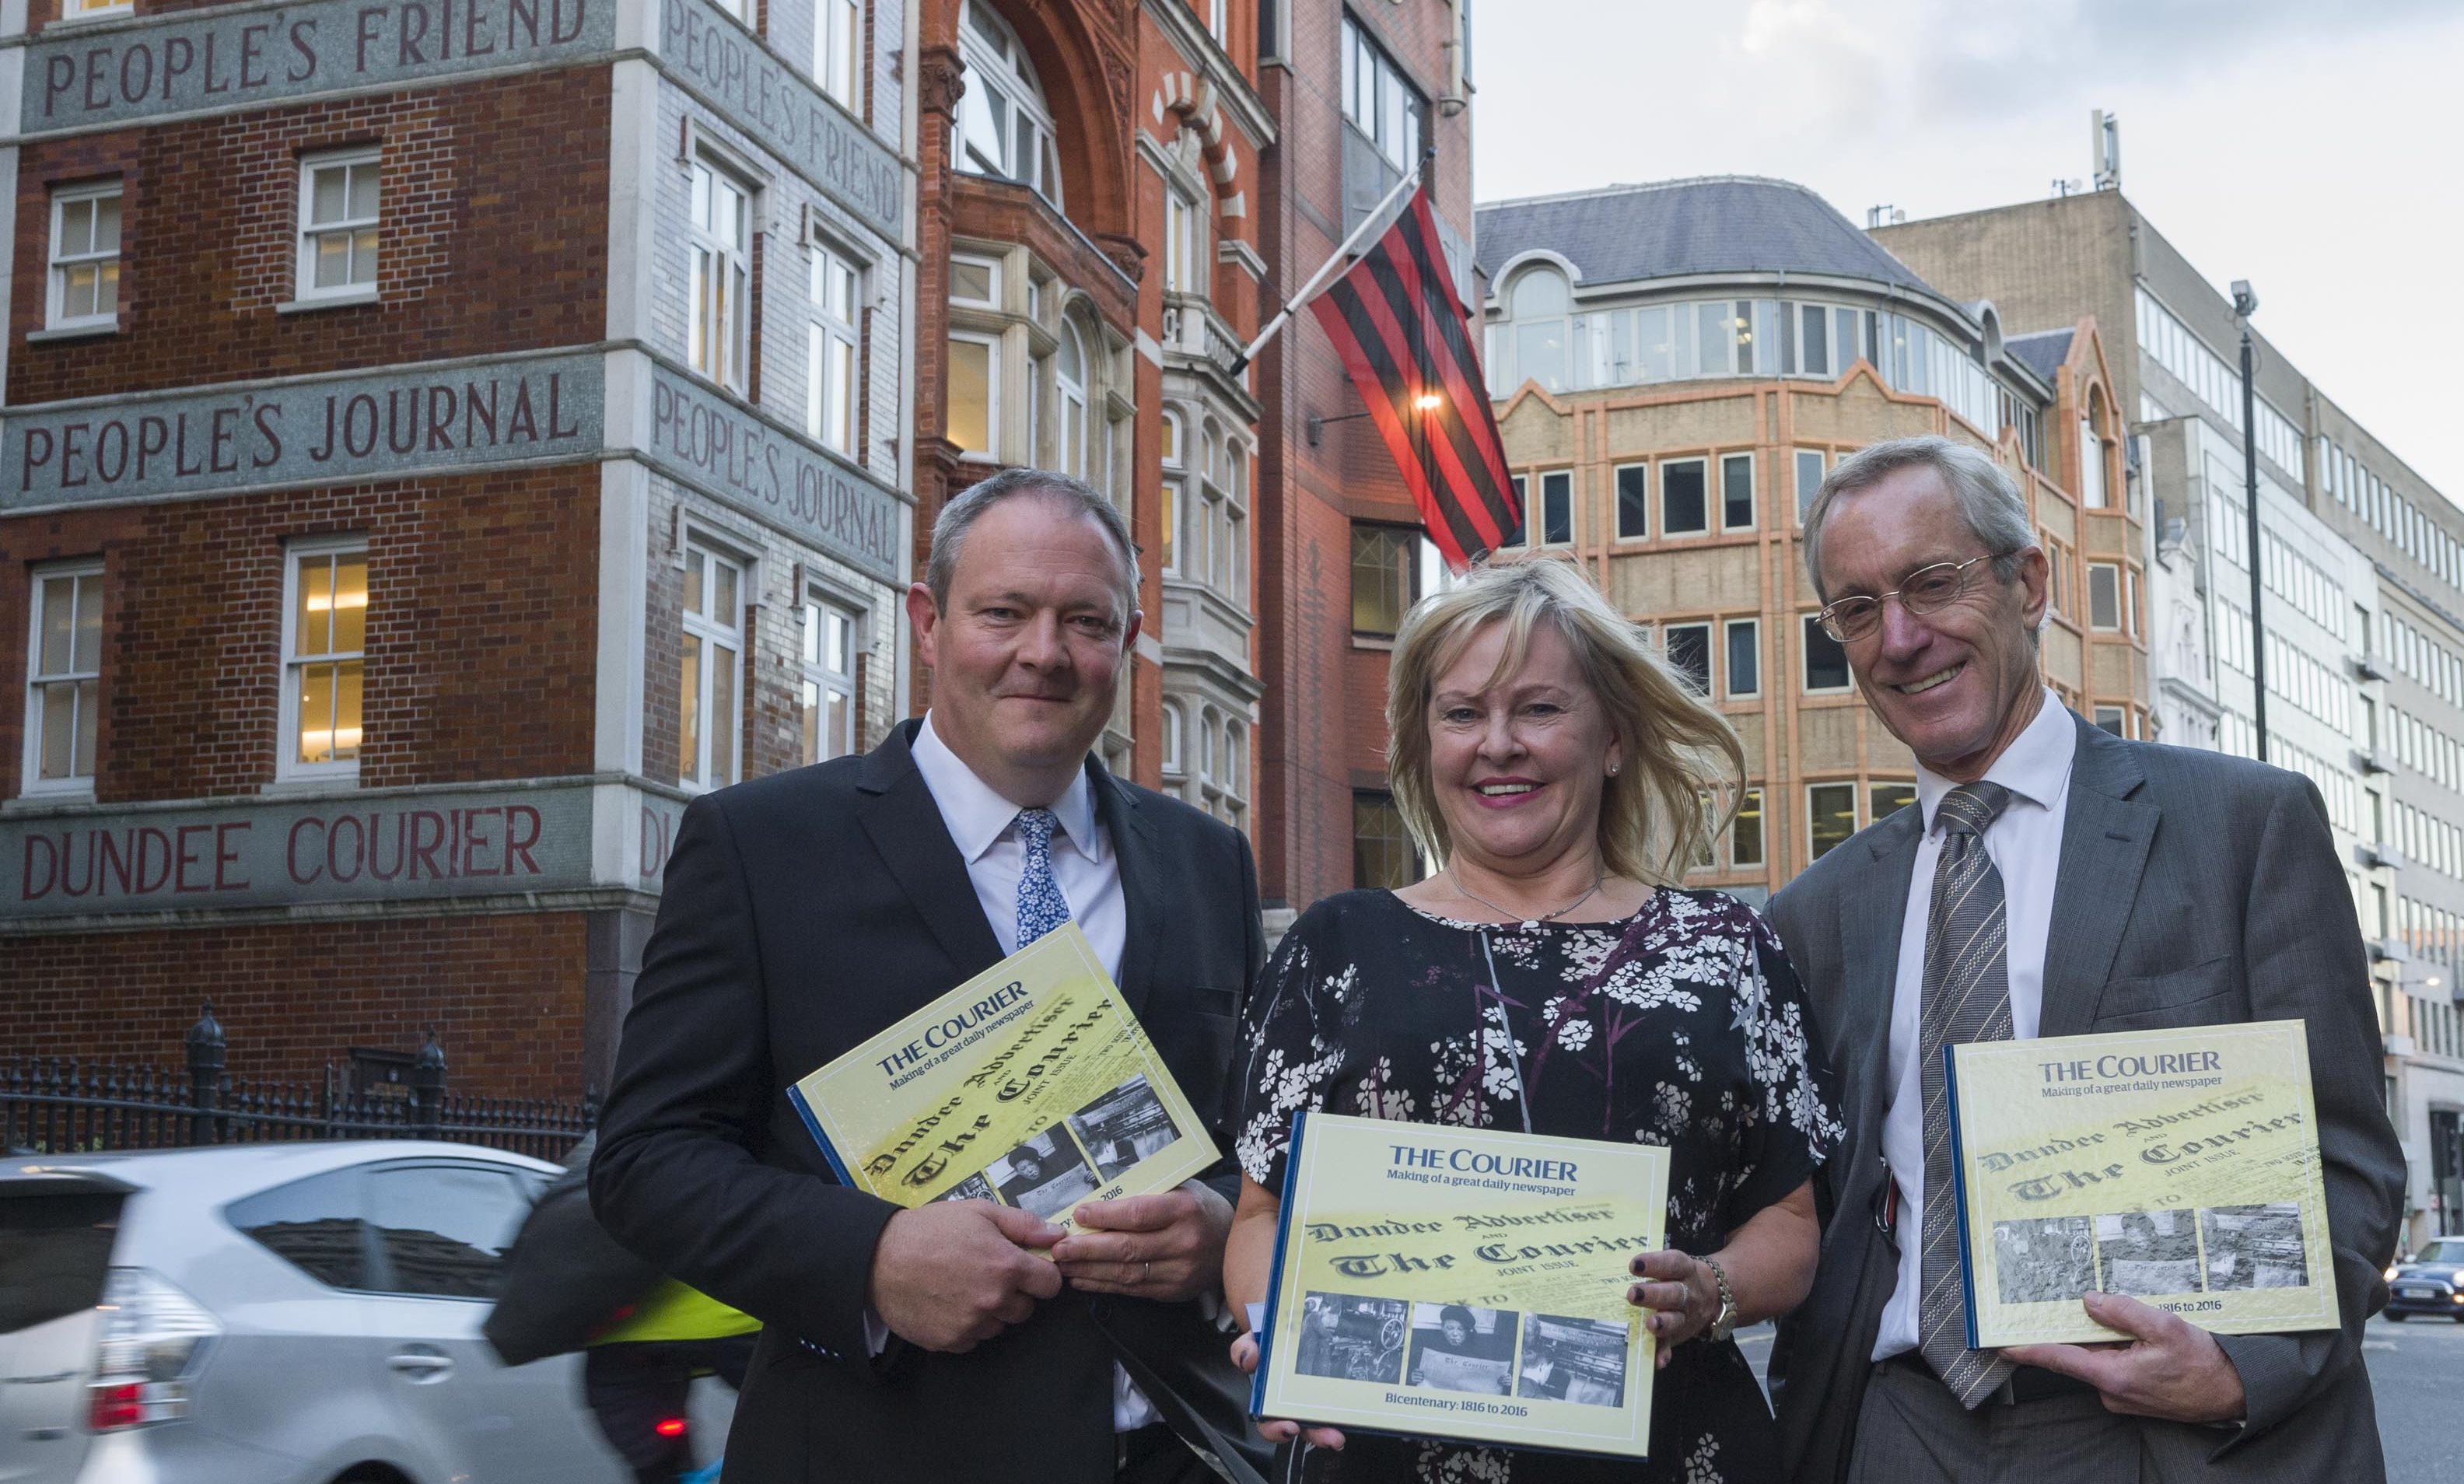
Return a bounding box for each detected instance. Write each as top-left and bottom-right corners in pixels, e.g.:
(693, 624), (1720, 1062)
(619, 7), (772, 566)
(1309, 187), (1520, 570)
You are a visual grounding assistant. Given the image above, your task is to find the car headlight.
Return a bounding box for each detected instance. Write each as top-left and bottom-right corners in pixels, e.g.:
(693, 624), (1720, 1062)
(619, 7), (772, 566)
(2385, 1265), (2401, 1282)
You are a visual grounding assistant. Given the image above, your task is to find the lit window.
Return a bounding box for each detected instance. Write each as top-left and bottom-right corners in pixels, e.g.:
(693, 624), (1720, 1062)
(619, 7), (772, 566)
(298, 150), (379, 301)
(1731, 787), (1765, 870)
(801, 598), (860, 764)
(947, 332), (999, 457)
(1808, 782), (1856, 860)
(1351, 524), (1414, 637)
(688, 159), (754, 394)
(48, 182), (121, 330)
(954, 1), (1064, 205)
(681, 544), (744, 790)
(59, 0), (132, 18)
(1160, 478), (1181, 575)
(1353, 791), (1419, 889)
(283, 545), (369, 776)
(1871, 782), (1916, 823)
(24, 563), (103, 791)
(816, 0), (863, 111)
(808, 242), (860, 455)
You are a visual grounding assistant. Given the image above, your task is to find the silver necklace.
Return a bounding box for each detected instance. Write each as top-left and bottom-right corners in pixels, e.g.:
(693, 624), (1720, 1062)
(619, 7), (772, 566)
(1448, 865), (1605, 925)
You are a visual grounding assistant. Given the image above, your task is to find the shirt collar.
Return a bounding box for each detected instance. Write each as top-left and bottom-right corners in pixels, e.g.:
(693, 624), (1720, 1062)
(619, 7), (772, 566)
(1914, 687), (2077, 835)
(912, 712), (1102, 865)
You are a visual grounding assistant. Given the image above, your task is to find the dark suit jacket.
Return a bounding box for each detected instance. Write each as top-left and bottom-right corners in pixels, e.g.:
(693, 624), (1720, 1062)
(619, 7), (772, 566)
(590, 720), (1269, 1483)
(1766, 712), (2406, 1482)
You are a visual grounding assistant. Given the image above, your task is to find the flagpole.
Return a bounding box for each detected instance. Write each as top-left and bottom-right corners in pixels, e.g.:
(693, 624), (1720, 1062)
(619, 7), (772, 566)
(1227, 160), (1423, 376)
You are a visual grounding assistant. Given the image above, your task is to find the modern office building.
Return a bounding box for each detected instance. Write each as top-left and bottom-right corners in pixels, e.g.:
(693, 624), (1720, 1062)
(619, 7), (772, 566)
(1454, 177), (2142, 903)
(1879, 175), (2464, 1244)
(2, 0), (917, 1097)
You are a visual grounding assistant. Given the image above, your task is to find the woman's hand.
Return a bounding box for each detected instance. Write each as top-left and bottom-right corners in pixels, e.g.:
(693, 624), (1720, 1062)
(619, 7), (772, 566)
(1230, 1332), (1346, 1449)
(1626, 1249), (1720, 1369)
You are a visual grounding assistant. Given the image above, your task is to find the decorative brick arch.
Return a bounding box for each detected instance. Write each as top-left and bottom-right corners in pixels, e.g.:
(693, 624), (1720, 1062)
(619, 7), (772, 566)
(1150, 72), (1245, 221)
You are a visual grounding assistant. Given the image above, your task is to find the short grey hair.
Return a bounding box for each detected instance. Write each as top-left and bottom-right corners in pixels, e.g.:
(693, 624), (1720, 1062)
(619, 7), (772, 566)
(1802, 436), (2035, 603)
(926, 467), (1138, 612)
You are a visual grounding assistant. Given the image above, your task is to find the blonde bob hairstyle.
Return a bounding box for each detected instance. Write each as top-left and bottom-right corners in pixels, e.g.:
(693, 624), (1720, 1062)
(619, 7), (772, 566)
(1384, 555), (1748, 887)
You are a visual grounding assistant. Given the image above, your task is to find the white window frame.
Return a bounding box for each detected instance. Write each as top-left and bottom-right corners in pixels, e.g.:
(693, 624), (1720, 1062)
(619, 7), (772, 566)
(800, 592), (863, 765)
(947, 330), (1001, 460)
(1160, 698), (1185, 779)
(1801, 614), (1853, 694)
(954, 0), (1063, 205)
(1056, 320), (1090, 479)
(1724, 618), (1761, 699)
(1720, 451), (1756, 530)
(807, 237), (862, 456)
(296, 149), (380, 304)
(949, 252), (1002, 309)
(815, 0), (864, 113)
(688, 156), (755, 396)
(48, 180), (121, 331)
(679, 539), (749, 793)
(56, 0), (135, 23)
(278, 538), (369, 783)
(1612, 462), (1649, 541)
(23, 560), (104, 794)
(1534, 469), (1574, 547)
(1164, 186), (1202, 296)
(1661, 457), (1710, 537)
(1794, 449), (1825, 525)
(1662, 621), (1712, 696)
(2088, 562), (2122, 632)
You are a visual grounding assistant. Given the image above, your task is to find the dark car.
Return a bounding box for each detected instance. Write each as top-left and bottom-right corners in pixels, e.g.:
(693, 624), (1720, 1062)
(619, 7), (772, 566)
(2384, 1236), (2464, 1321)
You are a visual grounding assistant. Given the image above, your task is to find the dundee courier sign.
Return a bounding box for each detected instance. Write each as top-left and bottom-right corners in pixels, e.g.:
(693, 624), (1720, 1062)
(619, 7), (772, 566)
(15, 0), (905, 241)
(3, 784), (597, 918)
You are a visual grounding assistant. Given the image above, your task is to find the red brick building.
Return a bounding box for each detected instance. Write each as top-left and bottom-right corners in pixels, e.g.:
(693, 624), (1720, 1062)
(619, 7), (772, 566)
(2, 0), (915, 1097)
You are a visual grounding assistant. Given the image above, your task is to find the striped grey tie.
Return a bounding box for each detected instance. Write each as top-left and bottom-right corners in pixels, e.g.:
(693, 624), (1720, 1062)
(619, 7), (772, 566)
(1917, 781), (2017, 1407)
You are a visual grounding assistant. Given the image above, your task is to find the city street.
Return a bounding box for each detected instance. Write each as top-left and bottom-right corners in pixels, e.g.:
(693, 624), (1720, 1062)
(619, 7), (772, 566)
(1738, 1315), (2464, 1481)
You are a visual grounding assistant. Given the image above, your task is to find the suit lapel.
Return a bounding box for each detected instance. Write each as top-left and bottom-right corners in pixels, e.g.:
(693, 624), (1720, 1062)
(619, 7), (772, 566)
(2038, 715), (2158, 1038)
(1845, 807), (1923, 1145)
(855, 721), (1005, 982)
(1093, 761), (1162, 1017)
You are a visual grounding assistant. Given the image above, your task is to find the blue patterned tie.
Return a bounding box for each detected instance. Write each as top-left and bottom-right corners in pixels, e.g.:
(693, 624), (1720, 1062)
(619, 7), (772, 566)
(1014, 808), (1073, 947)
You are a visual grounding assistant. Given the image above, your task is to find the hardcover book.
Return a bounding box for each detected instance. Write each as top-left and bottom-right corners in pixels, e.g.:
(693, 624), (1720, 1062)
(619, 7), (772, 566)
(1944, 1020), (2339, 1348)
(788, 924), (1219, 1234)
(1252, 1111), (1671, 1460)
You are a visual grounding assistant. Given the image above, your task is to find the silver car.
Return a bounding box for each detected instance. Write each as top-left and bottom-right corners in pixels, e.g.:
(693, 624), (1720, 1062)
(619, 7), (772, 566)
(1, 1141), (629, 1484)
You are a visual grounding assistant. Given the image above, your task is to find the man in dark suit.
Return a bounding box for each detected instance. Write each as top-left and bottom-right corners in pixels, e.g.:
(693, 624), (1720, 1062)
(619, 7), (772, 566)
(592, 468), (1268, 1483)
(1766, 436), (2406, 1482)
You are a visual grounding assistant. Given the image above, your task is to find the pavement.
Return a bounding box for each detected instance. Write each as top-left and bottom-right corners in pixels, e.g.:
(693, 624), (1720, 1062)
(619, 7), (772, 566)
(1734, 1314), (2464, 1482)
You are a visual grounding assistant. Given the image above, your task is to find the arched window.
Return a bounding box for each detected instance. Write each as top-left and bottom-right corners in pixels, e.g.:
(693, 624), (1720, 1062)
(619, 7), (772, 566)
(1160, 408), (1182, 467)
(955, 2), (1063, 205)
(1160, 698), (1184, 777)
(1058, 320), (1088, 478)
(1509, 266), (1570, 393)
(1199, 707), (1220, 787)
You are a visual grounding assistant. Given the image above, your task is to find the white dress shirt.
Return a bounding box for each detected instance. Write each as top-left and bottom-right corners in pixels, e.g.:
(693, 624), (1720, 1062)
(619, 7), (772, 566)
(887, 714), (1153, 1430)
(1871, 689), (2078, 1361)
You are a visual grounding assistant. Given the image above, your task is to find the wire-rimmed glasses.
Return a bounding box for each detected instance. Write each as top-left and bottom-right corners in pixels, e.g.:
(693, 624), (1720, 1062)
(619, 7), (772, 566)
(1815, 552), (2012, 642)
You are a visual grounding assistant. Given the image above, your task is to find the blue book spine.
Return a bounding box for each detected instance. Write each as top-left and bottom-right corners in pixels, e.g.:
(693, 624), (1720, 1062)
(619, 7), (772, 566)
(1941, 1044), (1980, 1350)
(787, 1083), (858, 1188)
(1251, 1108), (1311, 1418)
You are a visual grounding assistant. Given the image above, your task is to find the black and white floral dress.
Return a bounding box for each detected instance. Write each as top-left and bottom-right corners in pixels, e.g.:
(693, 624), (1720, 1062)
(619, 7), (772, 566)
(1234, 887), (1843, 1484)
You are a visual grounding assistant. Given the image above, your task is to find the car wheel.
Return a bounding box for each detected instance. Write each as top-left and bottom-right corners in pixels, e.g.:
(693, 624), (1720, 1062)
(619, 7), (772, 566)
(334, 1468), (412, 1484)
(2385, 1311), (2406, 1322)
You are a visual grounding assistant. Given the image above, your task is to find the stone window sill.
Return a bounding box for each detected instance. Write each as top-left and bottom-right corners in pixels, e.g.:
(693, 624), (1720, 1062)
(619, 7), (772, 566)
(27, 321), (117, 343)
(277, 291), (380, 314)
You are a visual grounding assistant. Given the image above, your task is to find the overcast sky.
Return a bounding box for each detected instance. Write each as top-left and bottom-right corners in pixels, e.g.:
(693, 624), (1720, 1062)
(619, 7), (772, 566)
(1472, 0), (2464, 502)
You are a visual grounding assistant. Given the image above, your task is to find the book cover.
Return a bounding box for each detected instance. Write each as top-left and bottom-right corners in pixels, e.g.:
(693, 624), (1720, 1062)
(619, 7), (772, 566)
(1252, 1111), (1671, 1460)
(788, 923), (1218, 1234)
(1945, 1020), (2339, 1348)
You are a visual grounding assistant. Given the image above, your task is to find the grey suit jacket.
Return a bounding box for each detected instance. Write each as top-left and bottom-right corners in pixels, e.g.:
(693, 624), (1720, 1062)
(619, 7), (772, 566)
(1766, 712), (2406, 1482)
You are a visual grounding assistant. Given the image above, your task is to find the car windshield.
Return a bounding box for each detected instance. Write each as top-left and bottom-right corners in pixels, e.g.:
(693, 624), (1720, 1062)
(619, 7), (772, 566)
(2415, 1239), (2464, 1265)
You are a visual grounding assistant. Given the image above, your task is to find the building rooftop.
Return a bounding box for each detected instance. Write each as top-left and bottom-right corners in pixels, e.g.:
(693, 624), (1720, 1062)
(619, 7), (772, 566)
(1473, 177), (1934, 296)
(2005, 328), (2074, 382)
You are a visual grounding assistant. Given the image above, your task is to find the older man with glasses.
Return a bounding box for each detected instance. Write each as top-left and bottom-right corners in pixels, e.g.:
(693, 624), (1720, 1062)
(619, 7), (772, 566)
(1763, 435), (2404, 1483)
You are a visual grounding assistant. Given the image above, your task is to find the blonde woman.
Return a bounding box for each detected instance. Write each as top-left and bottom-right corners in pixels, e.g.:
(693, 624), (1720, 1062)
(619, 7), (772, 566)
(1224, 557), (1840, 1483)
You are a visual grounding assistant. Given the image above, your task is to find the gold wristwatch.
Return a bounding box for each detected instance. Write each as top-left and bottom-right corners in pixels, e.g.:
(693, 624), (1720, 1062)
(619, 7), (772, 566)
(1700, 1255), (1739, 1344)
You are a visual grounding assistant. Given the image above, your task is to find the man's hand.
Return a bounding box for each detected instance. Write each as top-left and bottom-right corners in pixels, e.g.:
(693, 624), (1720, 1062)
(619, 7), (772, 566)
(2002, 1291), (2248, 1424)
(867, 1201), (1063, 1353)
(1051, 1181), (1232, 1300)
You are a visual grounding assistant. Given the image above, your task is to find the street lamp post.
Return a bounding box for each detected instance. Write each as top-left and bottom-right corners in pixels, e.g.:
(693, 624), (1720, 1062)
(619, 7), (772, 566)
(2233, 280), (2268, 763)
